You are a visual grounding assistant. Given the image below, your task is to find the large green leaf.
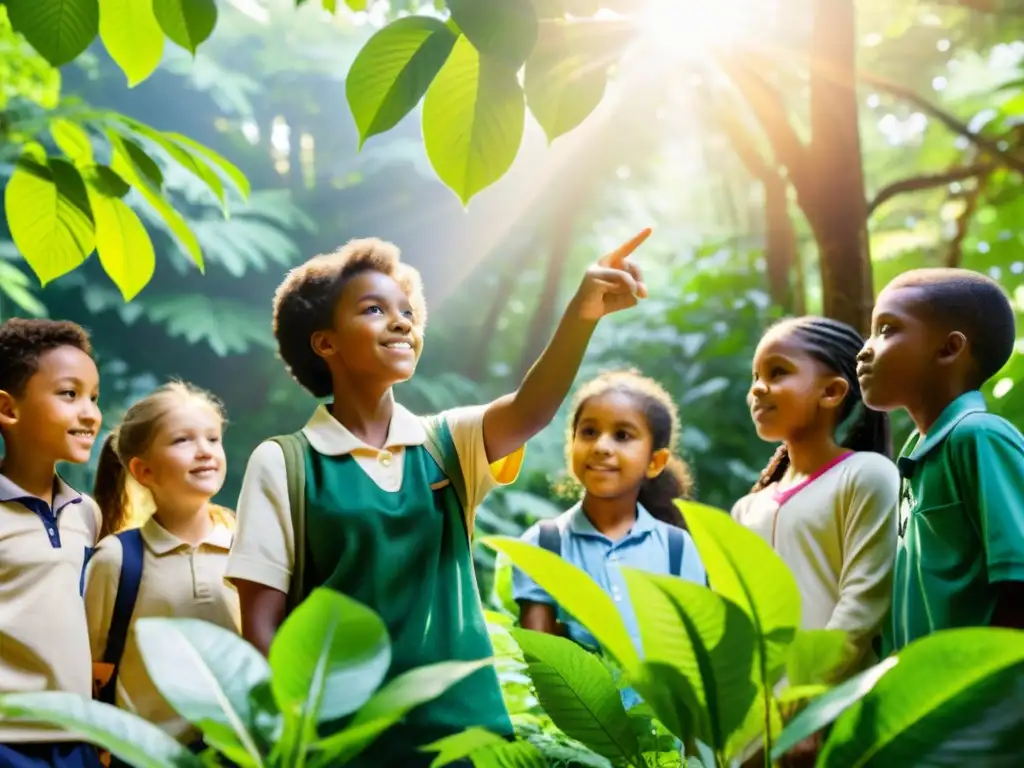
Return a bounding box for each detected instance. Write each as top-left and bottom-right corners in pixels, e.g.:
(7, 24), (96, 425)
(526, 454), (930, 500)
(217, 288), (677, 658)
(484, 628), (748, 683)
(87, 185), (155, 301)
(310, 659), (491, 768)
(5, 156), (95, 286)
(165, 131), (251, 200)
(818, 628), (1024, 767)
(447, 0), (538, 68)
(153, 0), (217, 54)
(5, 0), (99, 66)
(108, 132), (204, 270)
(483, 538), (638, 669)
(421, 35), (525, 205)
(523, 23), (607, 143)
(623, 569), (758, 751)
(510, 628), (641, 766)
(786, 629), (856, 687)
(134, 618), (268, 763)
(0, 692), (202, 768)
(678, 500), (799, 681)
(269, 588), (391, 724)
(772, 658), (899, 760)
(51, 119), (95, 165)
(99, 0), (165, 86)
(346, 16), (457, 148)
(422, 729), (547, 767)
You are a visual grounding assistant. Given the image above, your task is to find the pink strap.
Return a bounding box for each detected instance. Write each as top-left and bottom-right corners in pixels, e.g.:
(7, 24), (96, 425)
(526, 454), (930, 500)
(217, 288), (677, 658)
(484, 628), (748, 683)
(773, 451), (854, 506)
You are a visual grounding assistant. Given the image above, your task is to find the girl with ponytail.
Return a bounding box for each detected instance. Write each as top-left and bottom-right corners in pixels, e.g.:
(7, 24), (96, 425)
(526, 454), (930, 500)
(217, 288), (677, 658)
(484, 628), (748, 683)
(733, 316), (899, 675)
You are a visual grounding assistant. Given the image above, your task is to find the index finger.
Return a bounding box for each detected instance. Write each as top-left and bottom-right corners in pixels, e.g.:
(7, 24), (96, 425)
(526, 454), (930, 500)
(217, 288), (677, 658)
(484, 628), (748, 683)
(598, 228), (652, 269)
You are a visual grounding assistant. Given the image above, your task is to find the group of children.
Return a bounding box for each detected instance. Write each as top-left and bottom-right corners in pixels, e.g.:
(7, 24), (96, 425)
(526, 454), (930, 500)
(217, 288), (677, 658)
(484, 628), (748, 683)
(1, 226), (1023, 768)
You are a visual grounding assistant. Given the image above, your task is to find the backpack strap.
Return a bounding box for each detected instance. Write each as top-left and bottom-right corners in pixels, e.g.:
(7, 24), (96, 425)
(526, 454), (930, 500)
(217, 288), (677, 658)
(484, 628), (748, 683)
(270, 433), (308, 615)
(667, 527), (685, 576)
(95, 528), (144, 705)
(537, 519), (562, 556)
(421, 416), (471, 532)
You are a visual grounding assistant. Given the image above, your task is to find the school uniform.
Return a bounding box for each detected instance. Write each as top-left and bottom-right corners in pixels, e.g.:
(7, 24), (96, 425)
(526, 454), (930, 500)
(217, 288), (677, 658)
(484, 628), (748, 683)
(732, 451), (898, 671)
(84, 516), (239, 745)
(225, 398), (523, 767)
(0, 473), (103, 768)
(884, 391), (1024, 654)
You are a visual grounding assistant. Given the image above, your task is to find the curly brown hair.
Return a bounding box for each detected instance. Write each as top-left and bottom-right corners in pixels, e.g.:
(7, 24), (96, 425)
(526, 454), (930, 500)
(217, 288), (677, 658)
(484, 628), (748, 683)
(0, 318), (93, 397)
(272, 238), (426, 397)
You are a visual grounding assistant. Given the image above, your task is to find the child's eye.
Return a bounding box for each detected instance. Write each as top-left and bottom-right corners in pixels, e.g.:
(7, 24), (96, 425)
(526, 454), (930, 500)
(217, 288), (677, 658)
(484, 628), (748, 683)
(402, 309), (415, 319)
(579, 426), (598, 438)
(769, 367), (786, 379)
(58, 390), (76, 399)
(878, 323), (894, 337)
(615, 430), (633, 441)
(364, 305), (384, 315)
(209, 436), (221, 444)
(173, 436), (190, 444)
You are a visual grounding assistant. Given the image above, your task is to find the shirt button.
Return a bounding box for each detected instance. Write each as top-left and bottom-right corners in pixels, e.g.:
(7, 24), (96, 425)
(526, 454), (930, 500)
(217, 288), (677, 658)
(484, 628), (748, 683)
(378, 451), (393, 467)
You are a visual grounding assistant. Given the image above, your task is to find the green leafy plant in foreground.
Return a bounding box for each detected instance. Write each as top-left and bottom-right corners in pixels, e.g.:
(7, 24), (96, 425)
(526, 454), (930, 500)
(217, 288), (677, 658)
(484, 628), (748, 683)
(0, 589), (538, 768)
(487, 501), (1024, 767)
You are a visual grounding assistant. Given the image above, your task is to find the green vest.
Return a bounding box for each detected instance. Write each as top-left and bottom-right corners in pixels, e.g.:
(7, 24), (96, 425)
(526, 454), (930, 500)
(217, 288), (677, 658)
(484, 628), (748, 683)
(298, 424), (511, 762)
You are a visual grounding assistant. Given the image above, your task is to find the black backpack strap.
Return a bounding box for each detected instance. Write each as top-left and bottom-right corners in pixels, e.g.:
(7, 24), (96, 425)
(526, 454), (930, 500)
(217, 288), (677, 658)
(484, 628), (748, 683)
(667, 526), (685, 576)
(96, 528), (145, 705)
(537, 519), (562, 556)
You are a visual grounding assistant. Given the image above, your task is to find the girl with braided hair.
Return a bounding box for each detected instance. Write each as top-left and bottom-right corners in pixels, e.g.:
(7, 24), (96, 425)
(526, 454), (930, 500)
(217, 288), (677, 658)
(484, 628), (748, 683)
(732, 316), (900, 675)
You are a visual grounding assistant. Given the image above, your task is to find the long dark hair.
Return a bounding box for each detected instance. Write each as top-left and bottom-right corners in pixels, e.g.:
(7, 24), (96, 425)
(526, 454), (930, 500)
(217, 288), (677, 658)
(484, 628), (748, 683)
(568, 370), (693, 528)
(751, 317), (891, 493)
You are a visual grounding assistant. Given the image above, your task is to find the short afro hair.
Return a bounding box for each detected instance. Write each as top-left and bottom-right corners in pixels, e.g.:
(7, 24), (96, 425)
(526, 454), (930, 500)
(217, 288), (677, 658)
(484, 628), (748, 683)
(886, 268), (1015, 385)
(0, 318), (93, 397)
(272, 237), (426, 398)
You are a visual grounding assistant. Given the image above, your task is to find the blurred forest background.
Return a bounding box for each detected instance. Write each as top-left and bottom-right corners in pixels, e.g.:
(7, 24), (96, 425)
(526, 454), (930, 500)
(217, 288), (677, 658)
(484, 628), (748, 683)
(4, 0), (1024, 595)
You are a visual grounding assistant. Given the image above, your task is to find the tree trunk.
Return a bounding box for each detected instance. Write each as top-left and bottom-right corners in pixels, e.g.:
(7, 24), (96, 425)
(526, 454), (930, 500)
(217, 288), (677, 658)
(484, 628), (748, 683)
(463, 251), (536, 380)
(803, 0), (873, 333)
(764, 173), (800, 314)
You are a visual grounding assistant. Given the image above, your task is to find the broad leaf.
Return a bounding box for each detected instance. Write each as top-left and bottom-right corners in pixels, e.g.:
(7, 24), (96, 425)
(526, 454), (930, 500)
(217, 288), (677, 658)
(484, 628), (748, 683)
(447, 0), (538, 68)
(134, 618), (269, 763)
(165, 132), (251, 200)
(269, 588), (391, 723)
(772, 658), (898, 760)
(786, 629), (856, 687)
(153, 0), (217, 55)
(483, 538), (638, 669)
(84, 165), (131, 198)
(108, 132), (204, 270)
(421, 728), (507, 766)
(346, 16), (457, 148)
(5, 157), (95, 286)
(511, 628), (641, 766)
(818, 628), (1024, 767)
(623, 569), (758, 751)
(99, 0), (165, 86)
(311, 659), (491, 767)
(0, 692), (201, 768)
(51, 120), (94, 165)
(422, 36), (526, 205)
(523, 23), (607, 143)
(462, 740), (548, 768)
(678, 500), (799, 682)
(88, 187), (156, 301)
(5, 0), (99, 66)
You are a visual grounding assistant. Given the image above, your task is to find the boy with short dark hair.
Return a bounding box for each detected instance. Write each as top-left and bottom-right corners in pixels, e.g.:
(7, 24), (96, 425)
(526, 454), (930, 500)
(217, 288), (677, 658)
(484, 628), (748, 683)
(857, 268), (1024, 653)
(227, 230), (651, 765)
(0, 318), (104, 768)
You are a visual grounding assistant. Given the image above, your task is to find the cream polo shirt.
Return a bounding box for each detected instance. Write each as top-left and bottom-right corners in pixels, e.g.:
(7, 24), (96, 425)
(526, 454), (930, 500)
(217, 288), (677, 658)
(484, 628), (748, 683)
(0, 473), (99, 743)
(225, 401), (522, 594)
(731, 451), (899, 672)
(84, 516), (239, 744)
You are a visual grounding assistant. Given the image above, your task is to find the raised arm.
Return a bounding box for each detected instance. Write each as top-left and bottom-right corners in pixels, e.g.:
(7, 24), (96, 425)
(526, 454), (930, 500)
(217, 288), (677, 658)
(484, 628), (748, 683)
(482, 229), (651, 463)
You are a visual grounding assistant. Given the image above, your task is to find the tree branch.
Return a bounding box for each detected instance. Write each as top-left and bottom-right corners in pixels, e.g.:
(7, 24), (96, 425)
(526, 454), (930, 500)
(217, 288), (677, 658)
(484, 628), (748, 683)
(868, 163), (993, 215)
(946, 175), (989, 268)
(860, 71), (1024, 175)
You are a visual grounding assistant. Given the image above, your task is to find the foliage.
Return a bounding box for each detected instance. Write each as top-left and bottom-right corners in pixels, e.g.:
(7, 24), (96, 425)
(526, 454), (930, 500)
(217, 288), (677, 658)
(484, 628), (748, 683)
(487, 501), (1024, 768)
(0, 589), (523, 768)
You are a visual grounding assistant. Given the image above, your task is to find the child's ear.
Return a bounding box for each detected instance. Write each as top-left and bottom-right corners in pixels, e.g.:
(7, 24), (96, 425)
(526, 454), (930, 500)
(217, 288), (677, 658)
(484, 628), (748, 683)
(820, 376), (850, 411)
(310, 330), (339, 361)
(127, 456), (153, 489)
(647, 448), (671, 478)
(937, 331), (968, 366)
(0, 390), (17, 427)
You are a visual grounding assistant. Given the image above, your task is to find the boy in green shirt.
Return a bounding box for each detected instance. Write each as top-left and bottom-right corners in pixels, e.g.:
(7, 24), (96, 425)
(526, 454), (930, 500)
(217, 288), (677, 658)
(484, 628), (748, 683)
(226, 230), (651, 764)
(857, 268), (1024, 653)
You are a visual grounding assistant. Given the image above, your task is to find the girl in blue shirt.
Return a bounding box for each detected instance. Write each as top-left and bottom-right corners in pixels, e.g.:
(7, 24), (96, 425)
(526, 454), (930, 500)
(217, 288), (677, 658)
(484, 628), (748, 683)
(513, 370), (705, 665)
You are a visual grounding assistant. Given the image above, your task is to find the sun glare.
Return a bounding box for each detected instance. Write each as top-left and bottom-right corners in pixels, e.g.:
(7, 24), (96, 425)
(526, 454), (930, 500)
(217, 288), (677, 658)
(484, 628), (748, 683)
(637, 0), (757, 59)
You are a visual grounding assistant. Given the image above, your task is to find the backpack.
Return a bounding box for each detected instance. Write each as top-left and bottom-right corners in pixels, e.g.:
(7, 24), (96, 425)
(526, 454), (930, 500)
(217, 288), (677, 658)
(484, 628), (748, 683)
(271, 414), (468, 615)
(92, 528), (145, 706)
(535, 518), (687, 575)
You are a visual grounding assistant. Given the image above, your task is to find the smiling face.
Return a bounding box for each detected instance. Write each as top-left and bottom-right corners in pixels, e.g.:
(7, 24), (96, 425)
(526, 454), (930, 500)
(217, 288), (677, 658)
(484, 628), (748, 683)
(312, 270), (423, 388)
(0, 345), (102, 465)
(858, 286), (945, 412)
(128, 397), (226, 509)
(570, 390), (668, 501)
(748, 327), (848, 443)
